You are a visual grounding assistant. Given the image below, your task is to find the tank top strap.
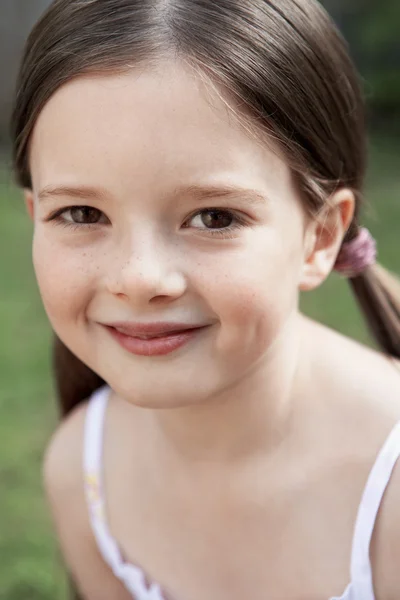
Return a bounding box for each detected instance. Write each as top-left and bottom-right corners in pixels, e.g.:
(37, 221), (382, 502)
(349, 419), (400, 598)
(83, 386), (165, 599)
(83, 386), (127, 576)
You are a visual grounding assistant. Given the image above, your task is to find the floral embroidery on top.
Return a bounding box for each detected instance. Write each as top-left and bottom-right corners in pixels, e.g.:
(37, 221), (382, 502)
(85, 472), (105, 522)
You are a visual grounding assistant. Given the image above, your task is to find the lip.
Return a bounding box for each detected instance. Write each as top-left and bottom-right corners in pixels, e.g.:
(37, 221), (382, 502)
(104, 321), (206, 337)
(102, 322), (210, 356)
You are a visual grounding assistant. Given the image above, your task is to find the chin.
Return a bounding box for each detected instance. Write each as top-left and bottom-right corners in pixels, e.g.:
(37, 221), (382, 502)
(107, 374), (215, 410)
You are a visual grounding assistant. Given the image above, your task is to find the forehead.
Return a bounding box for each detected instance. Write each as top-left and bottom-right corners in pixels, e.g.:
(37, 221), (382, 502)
(29, 60), (293, 199)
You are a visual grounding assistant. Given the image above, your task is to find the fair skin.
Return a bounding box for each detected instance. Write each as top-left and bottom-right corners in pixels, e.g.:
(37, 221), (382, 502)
(26, 60), (400, 600)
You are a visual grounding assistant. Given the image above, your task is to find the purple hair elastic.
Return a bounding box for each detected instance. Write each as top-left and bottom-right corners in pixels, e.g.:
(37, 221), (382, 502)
(334, 227), (377, 278)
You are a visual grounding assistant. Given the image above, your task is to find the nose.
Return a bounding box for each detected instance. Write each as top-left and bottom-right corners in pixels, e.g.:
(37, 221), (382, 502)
(106, 236), (187, 306)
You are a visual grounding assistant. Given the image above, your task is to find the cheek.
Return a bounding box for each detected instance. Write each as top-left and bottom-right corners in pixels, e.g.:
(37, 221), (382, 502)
(32, 232), (94, 325)
(198, 235), (302, 354)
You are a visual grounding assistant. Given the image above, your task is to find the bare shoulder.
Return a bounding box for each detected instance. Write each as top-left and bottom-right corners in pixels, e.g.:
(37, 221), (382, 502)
(304, 315), (400, 415)
(304, 317), (400, 600)
(43, 399), (132, 600)
(43, 400), (88, 498)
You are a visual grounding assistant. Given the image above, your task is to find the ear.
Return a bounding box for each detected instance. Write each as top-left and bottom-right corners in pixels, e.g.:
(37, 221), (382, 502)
(24, 189), (35, 220)
(299, 188), (355, 292)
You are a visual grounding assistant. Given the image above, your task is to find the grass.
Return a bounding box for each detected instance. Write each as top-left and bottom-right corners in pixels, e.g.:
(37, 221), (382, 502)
(0, 136), (399, 598)
(0, 167), (67, 599)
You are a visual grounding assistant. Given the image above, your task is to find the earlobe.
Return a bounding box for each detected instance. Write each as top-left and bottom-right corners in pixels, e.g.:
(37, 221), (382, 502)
(299, 188), (356, 292)
(24, 189), (35, 221)
(299, 222), (330, 292)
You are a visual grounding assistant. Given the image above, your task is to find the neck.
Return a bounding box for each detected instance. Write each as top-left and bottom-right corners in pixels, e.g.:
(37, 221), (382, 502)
(146, 312), (311, 465)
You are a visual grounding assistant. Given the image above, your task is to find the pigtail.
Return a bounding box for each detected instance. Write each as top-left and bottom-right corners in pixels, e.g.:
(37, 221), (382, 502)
(349, 264), (400, 359)
(53, 335), (104, 417)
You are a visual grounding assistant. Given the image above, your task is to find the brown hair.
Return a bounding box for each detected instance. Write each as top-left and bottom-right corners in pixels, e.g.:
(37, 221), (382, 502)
(12, 0), (400, 409)
(10, 0), (400, 592)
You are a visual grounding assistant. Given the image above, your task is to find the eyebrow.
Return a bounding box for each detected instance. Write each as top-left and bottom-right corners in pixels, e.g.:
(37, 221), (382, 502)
(38, 185), (109, 202)
(173, 184), (269, 207)
(38, 183), (269, 207)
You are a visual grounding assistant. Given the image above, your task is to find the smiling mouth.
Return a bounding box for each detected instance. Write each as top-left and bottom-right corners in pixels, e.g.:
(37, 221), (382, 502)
(111, 323), (205, 337)
(103, 323), (210, 356)
(119, 329), (195, 340)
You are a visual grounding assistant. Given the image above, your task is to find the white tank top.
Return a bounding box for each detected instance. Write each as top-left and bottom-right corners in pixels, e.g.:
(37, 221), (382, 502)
(83, 385), (400, 600)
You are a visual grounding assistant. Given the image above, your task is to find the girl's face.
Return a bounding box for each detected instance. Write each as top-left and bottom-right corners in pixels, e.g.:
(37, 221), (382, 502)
(27, 61), (312, 407)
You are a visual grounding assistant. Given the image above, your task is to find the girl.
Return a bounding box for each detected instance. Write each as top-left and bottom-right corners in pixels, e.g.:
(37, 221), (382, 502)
(11, 0), (400, 599)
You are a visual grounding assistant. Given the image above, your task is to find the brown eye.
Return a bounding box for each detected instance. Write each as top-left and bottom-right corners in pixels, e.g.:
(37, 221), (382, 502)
(68, 206), (104, 224)
(192, 210), (234, 229)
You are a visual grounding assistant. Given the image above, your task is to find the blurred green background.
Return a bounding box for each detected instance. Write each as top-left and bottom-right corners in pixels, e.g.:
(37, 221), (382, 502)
(0, 0), (399, 598)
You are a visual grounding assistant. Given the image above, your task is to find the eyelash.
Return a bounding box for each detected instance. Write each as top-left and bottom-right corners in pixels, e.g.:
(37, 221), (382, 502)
(46, 206), (248, 238)
(187, 208), (248, 238)
(46, 206), (109, 232)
